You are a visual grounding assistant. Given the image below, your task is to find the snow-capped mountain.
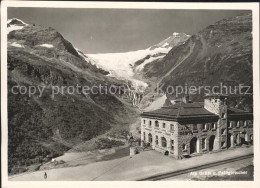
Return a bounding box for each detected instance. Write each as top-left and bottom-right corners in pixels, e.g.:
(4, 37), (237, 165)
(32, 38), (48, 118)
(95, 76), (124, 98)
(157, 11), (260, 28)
(87, 32), (190, 90)
(7, 18), (28, 34)
(8, 18), (141, 171)
(149, 32), (190, 50)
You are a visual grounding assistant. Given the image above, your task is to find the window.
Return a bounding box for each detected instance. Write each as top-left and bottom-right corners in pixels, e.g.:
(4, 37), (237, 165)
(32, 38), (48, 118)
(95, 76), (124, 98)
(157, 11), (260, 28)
(143, 132), (146, 142)
(161, 137), (167, 148)
(170, 140), (174, 150)
(182, 144), (187, 151)
(236, 121), (240, 128)
(155, 135), (159, 145)
(203, 123), (207, 130)
(148, 133), (152, 143)
(163, 123), (166, 128)
(170, 124), (174, 132)
(221, 113), (226, 118)
(149, 121), (152, 127)
(208, 123), (212, 130)
(143, 120), (146, 124)
(155, 120), (159, 127)
(193, 124), (197, 130)
(248, 120), (253, 127)
(221, 129), (226, 135)
(202, 138), (206, 150)
(244, 121), (247, 127)
(234, 134), (238, 145)
(213, 123), (217, 129)
(229, 121), (233, 128)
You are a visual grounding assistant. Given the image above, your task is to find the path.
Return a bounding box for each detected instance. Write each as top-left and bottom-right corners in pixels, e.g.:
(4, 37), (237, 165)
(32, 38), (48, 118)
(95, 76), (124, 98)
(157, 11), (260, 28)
(9, 146), (253, 181)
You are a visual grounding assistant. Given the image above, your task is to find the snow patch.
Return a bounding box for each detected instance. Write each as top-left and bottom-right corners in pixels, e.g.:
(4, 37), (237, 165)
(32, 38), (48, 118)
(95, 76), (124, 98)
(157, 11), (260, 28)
(10, 42), (24, 48)
(87, 32), (190, 92)
(8, 25), (25, 34)
(38, 44), (54, 48)
(87, 46), (172, 92)
(7, 18), (27, 25)
(173, 32), (178, 37)
(88, 47), (171, 78)
(7, 18), (28, 34)
(135, 55), (165, 72)
(161, 42), (169, 48)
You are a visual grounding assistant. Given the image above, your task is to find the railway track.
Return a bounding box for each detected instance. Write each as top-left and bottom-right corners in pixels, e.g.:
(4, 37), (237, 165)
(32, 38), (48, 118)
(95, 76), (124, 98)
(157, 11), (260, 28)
(138, 153), (254, 181)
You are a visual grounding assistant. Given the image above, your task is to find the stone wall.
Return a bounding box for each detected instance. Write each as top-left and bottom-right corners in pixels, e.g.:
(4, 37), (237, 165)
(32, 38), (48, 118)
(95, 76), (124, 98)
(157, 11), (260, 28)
(141, 97), (253, 159)
(176, 122), (218, 158)
(227, 120), (253, 147)
(204, 97), (228, 151)
(141, 117), (179, 158)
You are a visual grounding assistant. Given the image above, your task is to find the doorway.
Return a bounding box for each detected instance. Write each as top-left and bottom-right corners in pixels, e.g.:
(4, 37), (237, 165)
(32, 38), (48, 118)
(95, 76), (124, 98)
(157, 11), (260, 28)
(190, 137), (197, 154)
(209, 135), (215, 151)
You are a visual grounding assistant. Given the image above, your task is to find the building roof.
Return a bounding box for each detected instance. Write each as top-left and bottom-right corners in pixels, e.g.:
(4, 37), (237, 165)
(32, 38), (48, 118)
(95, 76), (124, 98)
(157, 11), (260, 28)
(228, 107), (253, 119)
(141, 102), (219, 121)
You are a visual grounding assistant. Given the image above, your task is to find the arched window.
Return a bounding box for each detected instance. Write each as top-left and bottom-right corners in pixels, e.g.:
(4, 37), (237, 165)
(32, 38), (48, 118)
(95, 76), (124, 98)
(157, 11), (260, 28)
(202, 138), (206, 150)
(155, 135), (159, 145)
(208, 123), (212, 130)
(148, 133), (152, 143)
(162, 123), (166, 128)
(161, 137), (167, 148)
(213, 122), (217, 129)
(170, 140), (174, 150)
(155, 120), (159, 127)
(204, 123), (207, 130)
(170, 124), (174, 132)
(182, 144), (187, 151)
(234, 134), (238, 145)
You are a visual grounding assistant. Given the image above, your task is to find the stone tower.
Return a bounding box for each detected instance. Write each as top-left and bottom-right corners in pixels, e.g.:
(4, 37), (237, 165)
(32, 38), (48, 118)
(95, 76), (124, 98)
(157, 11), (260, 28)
(204, 94), (228, 150)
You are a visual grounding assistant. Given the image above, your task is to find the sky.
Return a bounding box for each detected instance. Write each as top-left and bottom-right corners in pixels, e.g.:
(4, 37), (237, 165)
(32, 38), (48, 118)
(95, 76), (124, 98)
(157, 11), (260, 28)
(8, 8), (249, 54)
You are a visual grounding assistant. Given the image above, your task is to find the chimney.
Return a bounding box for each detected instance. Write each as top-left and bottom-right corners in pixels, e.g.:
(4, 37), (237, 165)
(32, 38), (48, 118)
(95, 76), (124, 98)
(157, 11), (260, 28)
(182, 94), (190, 104)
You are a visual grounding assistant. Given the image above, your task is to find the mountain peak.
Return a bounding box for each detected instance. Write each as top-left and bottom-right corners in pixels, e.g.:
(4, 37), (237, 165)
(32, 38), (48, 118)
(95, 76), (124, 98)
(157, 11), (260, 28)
(7, 18), (27, 26)
(149, 32), (190, 50)
(7, 18), (28, 34)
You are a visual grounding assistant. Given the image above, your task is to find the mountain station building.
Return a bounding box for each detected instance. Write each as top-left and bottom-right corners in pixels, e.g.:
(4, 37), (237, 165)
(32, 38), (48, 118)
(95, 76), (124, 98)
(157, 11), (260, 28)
(140, 94), (253, 159)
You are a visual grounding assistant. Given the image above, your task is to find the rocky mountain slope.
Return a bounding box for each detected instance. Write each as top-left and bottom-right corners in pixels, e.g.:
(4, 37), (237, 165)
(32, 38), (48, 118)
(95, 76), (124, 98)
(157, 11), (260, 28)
(7, 18), (138, 174)
(141, 13), (253, 111)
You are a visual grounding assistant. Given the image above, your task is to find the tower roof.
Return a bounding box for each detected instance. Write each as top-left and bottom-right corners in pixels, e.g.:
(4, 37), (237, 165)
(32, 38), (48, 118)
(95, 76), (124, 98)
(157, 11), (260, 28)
(204, 93), (228, 99)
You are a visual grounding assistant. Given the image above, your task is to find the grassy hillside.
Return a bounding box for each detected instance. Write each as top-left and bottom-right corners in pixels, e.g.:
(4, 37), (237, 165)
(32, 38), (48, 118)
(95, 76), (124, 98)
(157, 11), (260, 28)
(7, 21), (138, 174)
